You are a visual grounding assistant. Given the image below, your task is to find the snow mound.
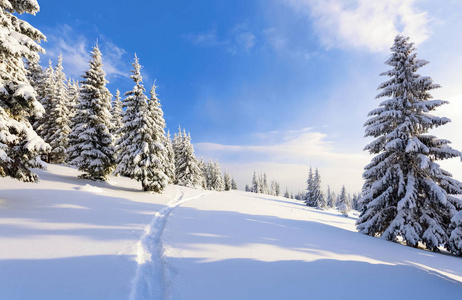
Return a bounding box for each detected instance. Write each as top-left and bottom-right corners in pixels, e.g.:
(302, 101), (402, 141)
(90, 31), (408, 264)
(78, 184), (103, 193)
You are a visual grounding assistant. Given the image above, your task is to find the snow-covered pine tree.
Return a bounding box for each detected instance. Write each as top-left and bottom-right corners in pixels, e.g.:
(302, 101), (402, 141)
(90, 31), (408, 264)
(305, 167), (315, 206)
(148, 84), (174, 184)
(68, 44), (115, 180)
(67, 78), (79, 128)
(284, 188), (290, 198)
(0, 0), (51, 182)
(163, 130), (176, 184)
(116, 55), (168, 191)
(312, 168), (326, 209)
(251, 171), (258, 193)
(326, 185), (334, 208)
(25, 56), (45, 125)
(223, 171), (232, 191)
(231, 178), (237, 190)
(173, 128), (203, 188)
(48, 55), (70, 164)
(245, 183), (250, 192)
(34, 60), (53, 139)
(356, 35), (462, 252)
(338, 185), (350, 216)
(110, 89), (123, 139)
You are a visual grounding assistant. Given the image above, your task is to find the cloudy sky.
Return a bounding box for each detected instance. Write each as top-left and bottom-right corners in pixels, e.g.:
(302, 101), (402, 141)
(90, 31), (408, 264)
(25, 0), (462, 194)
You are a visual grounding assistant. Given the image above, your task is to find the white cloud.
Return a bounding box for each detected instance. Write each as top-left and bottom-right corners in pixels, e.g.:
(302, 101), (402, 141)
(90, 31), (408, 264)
(186, 24), (256, 54)
(283, 0), (430, 52)
(195, 128), (369, 193)
(41, 25), (127, 80)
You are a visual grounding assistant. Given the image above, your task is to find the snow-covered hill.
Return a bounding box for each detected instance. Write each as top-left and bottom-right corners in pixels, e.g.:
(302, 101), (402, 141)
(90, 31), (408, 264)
(0, 165), (461, 300)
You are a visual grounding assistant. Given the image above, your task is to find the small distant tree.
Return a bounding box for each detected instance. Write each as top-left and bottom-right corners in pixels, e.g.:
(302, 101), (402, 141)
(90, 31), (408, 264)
(173, 127), (203, 188)
(338, 185), (350, 216)
(231, 178), (238, 190)
(223, 171), (232, 191)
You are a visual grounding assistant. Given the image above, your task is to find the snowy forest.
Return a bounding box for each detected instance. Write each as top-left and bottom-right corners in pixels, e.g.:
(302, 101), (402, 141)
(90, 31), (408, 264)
(1, 0), (462, 272)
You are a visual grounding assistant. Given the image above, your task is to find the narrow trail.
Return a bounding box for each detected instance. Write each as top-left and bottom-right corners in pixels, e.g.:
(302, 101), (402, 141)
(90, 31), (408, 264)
(129, 190), (206, 300)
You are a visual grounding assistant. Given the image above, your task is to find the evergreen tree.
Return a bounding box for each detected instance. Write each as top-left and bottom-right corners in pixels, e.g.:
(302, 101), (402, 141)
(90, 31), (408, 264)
(338, 185), (350, 216)
(48, 55), (70, 164)
(68, 44), (115, 180)
(34, 61), (54, 140)
(284, 188), (290, 198)
(163, 130), (176, 184)
(223, 171), (232, 191)
(25, 56), (45, 127)
(305, 167), (315, 206)
(326, 186), (334, 208)
(116, 55), (167, 191)
(251, 171), (258, 193)
(110, 89), (123, 141)
(0, 0), (50, 182)
(231, 178), (238, 190)
(67, 78), (79, 129)
(173, 127), (203, 188)
(245, 183), (250, 192)
(356, 35), (462, 252)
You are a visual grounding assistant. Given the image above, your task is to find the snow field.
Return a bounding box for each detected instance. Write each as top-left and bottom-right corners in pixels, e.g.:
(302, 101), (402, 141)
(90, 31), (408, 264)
(0, 165), (461, 300)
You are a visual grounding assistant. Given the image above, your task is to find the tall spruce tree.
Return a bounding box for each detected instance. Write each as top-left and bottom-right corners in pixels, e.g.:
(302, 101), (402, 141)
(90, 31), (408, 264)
(110, 89), (123, 142)
(223, 170), (232, 191)
(68, 44), (115, 180)
(48, 55), (70, 163)
(163, 130), (176, 184)
(356, 35), (462, 252)
(116, 55), (168, 191)
(34, 60), (53, 140)
(305, 167), (315, 206)
(0, 0), (51, 182)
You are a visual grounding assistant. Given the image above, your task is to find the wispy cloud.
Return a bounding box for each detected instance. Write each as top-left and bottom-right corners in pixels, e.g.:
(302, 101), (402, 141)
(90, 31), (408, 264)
(263, 27), (317, 59)
(186, 23), (256, 54)
(282, 0), (430, 52)
(41, 25), (128, 80)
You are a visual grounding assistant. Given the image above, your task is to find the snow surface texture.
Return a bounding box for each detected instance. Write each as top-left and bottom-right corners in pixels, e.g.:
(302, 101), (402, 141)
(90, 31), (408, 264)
(0, 165), (461, 299)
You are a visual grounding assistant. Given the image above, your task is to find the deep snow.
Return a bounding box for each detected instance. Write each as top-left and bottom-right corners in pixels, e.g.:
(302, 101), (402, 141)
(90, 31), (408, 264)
(0, 164), (461, 300)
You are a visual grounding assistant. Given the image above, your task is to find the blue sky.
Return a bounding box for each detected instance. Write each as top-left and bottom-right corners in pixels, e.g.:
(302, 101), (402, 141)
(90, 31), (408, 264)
(26, 0), (462, 194)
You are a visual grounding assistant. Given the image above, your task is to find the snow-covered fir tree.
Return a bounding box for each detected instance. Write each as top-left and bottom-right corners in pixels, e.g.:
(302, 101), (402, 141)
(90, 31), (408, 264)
(68, 44), (115, 180)
(231, 178), (238, 190)
(110, 89), (123, 141)
(148, 84), (173, 184)
(223, 171), (232, 191)
(305, 167), (314, 206)
(67, 78), (79, 128)
(48, 55), (70, 164)
(305, 167), (325, 208)
(338, 185), (350, 216)
(251, 171), (258, 193)
(173, 127), (203, 188)
(33, 60), (54, 140)
(25, 56), (45, 126)
(116, 55), (168, 191)
(245, 183), (250, 192)
(0, 0), (51, 182)
(356, 35), (462, 252)
(284, 188), (290, 198)
(326, 185), (335, 208)
(163, 130), (176, 184)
